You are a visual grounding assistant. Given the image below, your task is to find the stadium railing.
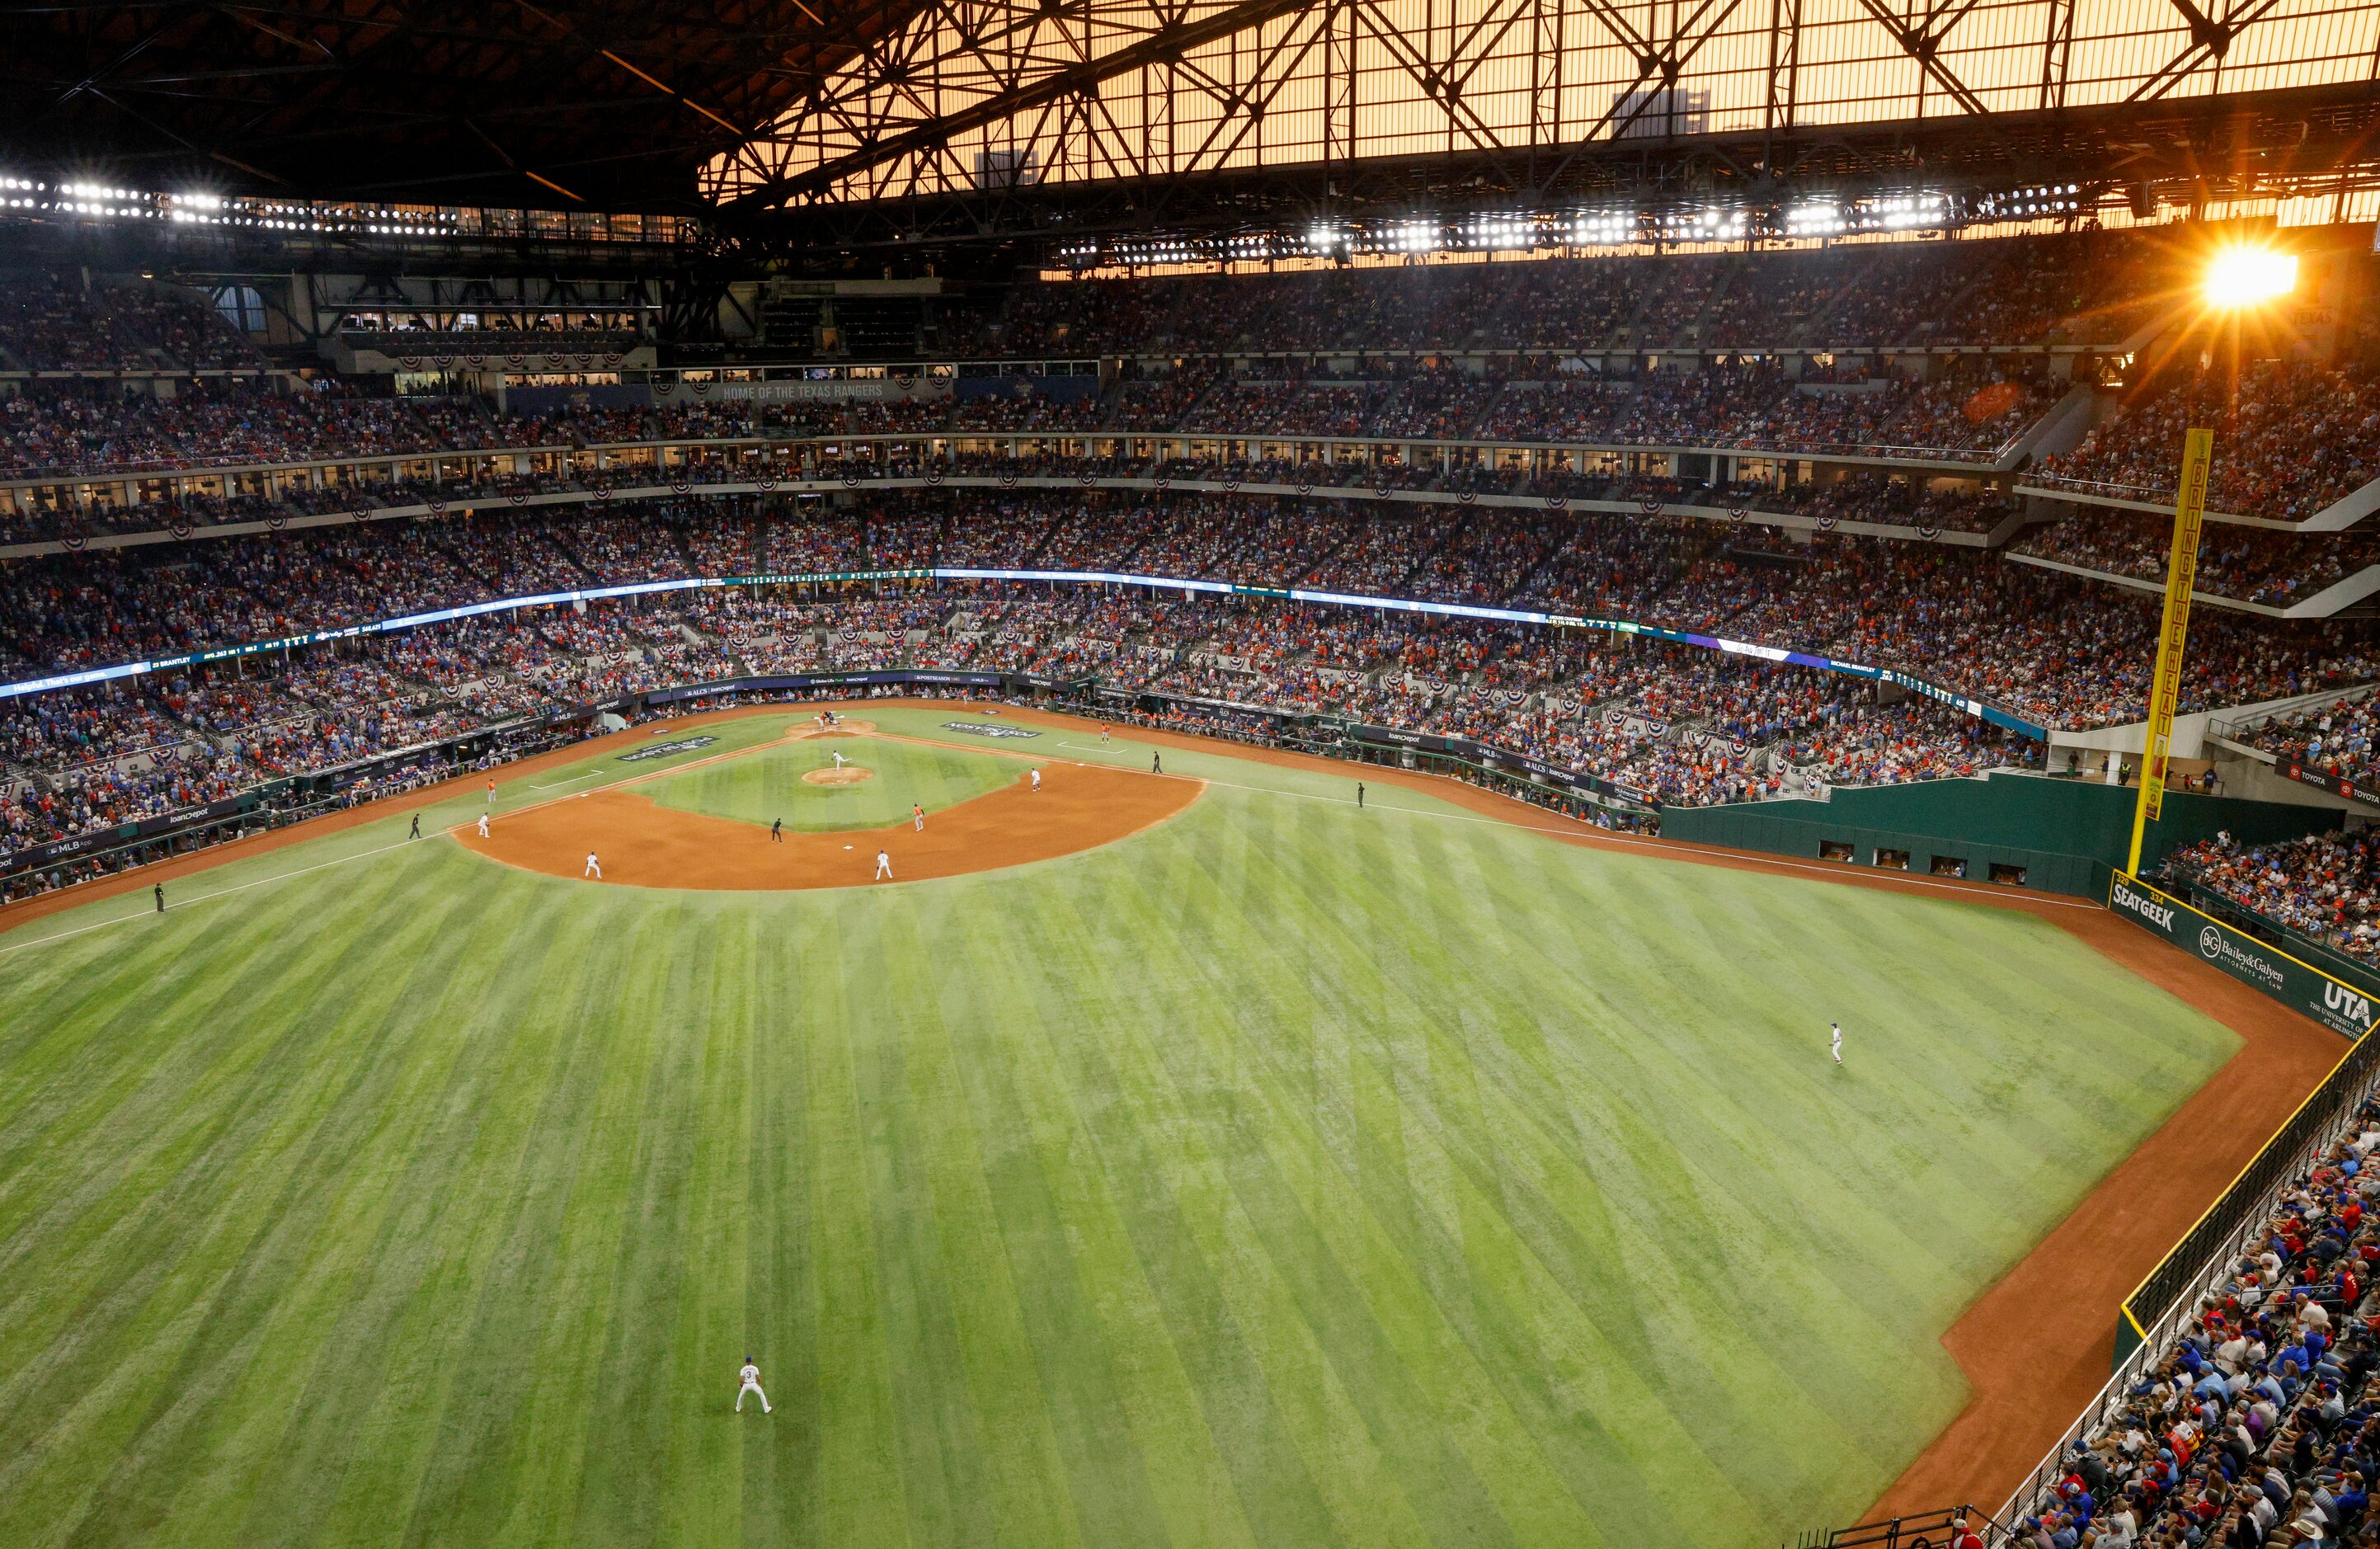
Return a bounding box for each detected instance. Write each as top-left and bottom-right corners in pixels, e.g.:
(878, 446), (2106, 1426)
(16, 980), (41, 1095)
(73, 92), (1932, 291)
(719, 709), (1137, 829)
(2114, 1023), (2379, 1352)
(1786, 1503), (2001, 1549)
(1990, 1018), (2379, 1537)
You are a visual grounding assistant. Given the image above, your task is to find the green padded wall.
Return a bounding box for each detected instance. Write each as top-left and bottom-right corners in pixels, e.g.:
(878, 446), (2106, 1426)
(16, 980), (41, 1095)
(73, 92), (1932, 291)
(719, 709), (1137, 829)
(1658, 772), (2340, 897)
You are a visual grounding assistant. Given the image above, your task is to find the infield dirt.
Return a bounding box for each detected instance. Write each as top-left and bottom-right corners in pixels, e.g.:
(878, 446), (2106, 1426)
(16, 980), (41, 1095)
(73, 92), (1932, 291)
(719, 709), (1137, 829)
(460, 755), (1199, 889)
(0, 696), (2340, 1516)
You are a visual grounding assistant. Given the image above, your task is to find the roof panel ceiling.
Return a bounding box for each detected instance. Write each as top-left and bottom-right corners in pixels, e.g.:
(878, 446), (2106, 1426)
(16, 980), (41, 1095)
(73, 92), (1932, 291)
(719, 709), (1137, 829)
(2, 0), (937, 210)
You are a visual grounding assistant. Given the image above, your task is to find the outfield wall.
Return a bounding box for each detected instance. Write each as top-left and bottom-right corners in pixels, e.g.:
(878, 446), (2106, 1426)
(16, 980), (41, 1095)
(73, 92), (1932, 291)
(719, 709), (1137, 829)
(1996, 875), (2376, 1538)
(1658, 772), (2335, 897)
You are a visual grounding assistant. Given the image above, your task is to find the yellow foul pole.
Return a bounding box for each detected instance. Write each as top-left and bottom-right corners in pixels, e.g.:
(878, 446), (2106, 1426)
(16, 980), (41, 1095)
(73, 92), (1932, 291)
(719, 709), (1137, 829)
(2125, 427), (2215, 877)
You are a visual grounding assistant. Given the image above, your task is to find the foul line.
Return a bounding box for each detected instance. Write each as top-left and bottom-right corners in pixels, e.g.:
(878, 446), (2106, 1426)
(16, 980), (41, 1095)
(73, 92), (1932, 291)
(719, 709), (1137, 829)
(0, 710), (2091, 958)
(0, 835), (425, 958)
(0, 730), (814, 957)
(469, 726), (827, 830)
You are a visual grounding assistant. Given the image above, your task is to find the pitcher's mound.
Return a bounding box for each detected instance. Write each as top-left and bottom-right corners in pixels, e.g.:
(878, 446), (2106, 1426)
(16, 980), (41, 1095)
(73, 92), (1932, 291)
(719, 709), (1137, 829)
(787, 718), (877, 741)
(802, 766), (873, 786)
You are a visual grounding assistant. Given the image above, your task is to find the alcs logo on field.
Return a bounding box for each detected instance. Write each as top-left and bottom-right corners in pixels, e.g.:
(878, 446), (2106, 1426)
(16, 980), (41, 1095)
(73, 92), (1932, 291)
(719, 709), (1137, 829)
(619, 736), (718, 763)
(941, 722), (1040, 739)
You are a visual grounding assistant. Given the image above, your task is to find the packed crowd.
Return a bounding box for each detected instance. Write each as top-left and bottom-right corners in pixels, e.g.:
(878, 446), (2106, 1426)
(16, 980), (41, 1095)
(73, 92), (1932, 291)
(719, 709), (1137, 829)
(0, 380), (488, 477)
(950, 228), (2166, 357)
(2246, 696), (2380, 789)
(2018, 514), (2380, 606)
(4, 492), (2376, 728)
(1475, 360), (2057, 460)
(0, 274), (265, 372)
(2006, 1076), (2380, 1549)
(0, 578), (2043, 860)
(2, 487), (2375, 862)
(2164, 829), (2380, 963)
(2035, 359), (2380, 520)
(0, 363), (2063, 487)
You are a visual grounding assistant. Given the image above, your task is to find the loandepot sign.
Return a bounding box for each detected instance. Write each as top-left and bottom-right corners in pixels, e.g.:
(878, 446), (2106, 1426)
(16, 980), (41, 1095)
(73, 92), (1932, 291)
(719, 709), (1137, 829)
(2113, 874), (2376, 1040)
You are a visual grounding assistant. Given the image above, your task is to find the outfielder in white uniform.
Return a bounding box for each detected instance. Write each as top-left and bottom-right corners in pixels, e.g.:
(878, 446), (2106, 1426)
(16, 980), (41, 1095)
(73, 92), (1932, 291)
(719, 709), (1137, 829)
(585, 852), (602, 879)
(1030, 768), (1041, 792)
(874, 849), (892, 880)
(1829, 1022), (1842, 1066)
(477, 812), (490, 839)
(736, 1358), (770, 1414)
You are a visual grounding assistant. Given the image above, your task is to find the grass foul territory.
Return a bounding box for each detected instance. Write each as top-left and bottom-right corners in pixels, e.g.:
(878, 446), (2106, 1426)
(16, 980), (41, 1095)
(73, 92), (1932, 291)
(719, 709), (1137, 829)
(0, 705), (2237, 1548)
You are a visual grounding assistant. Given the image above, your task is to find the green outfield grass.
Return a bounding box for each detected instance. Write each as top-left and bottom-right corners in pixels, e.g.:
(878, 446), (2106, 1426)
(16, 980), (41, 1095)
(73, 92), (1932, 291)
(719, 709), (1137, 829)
(0, 704), (2239, 1549)
(643, 731), (1019, 831)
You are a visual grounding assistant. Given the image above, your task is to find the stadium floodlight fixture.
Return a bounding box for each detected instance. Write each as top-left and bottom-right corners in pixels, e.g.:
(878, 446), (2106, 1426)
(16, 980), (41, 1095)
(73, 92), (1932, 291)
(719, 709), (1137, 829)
(2201, 246), (2298, 308)
(1572, 210), (1634, 246)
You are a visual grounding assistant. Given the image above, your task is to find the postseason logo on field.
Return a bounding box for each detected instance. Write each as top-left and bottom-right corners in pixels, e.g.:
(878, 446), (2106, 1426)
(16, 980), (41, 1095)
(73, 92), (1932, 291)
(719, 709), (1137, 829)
(619, 736), (718, 762)
(941, 722), (1041, 739)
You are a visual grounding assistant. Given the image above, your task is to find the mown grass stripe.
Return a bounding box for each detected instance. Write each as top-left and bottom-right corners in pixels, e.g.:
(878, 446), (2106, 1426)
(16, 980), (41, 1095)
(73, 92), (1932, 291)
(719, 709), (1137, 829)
(0, 707), (2250, 1547)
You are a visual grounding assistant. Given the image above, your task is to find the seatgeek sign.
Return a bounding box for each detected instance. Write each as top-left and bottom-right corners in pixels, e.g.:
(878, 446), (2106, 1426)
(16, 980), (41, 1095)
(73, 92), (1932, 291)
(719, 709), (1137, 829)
(0, 567), (2046, 740)
(2112, 873), (2376, 1039)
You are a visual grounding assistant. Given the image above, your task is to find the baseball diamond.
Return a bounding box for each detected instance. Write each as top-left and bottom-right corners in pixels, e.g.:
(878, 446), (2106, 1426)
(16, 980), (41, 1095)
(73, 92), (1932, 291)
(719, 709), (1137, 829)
(0, 699), (2344, 1547)
(7, 29), (2380, 1546)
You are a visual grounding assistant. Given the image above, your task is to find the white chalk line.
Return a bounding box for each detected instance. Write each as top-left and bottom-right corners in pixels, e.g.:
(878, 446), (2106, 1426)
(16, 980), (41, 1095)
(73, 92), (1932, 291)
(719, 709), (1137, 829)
(468, 726), (819, 830)
(0, 732), (797, 956)
(0, 713), (2088, 958)
(0, 834), (427, 958)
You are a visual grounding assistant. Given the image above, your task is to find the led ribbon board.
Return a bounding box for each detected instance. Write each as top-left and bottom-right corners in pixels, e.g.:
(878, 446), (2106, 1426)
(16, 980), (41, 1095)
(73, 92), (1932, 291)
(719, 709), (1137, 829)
(0, 567), (2048, 739)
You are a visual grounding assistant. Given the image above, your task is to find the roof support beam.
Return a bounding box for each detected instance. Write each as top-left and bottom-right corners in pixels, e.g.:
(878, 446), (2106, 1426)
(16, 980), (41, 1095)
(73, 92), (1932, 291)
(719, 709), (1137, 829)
(715, 0), (1320, 212)
(1844, 0), (1994, 118)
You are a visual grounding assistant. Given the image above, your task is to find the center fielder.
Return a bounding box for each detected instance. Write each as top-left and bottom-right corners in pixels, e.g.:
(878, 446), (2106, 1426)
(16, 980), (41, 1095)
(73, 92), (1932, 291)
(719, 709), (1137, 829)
(736, 1358), (770, 1414)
